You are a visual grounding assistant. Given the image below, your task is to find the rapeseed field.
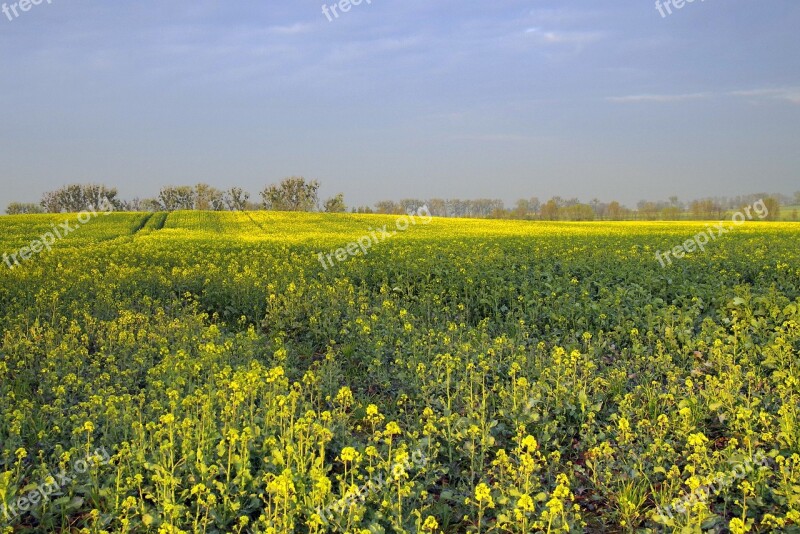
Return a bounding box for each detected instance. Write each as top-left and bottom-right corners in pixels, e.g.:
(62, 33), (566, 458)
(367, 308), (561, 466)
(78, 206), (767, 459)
(1, 212), (799, 533)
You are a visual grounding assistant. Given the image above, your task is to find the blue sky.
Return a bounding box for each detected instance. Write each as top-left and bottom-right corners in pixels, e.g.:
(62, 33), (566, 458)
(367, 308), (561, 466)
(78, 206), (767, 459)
(1, 0), (798, 209)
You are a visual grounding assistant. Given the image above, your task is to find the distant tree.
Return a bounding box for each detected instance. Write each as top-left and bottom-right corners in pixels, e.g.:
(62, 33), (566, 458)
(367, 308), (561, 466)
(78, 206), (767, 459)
(323, 193), (347, 213)
(352, 205), (374, 214)
(607, 201), (624, 220)
(446, 199), (467, 217)
(669, 196), (683, 211)
(540, 198), (560, 220)
(529, 197), (541, 215)
(375, 200), (401, 214)
(139, 198), (163, 212)
(40, 184), (120, 213)
(426, 198), (448, 217)
(589, 198), (600, 216)
(6, 202), (45, 215)
(195, 184), (225, 211)
(689, 199), (721, 220)
(399, 199), (425, 214)
(224, 187), (250, 211)
(637, 201), (659, 221)
(762, 197), (780, 221)
(660, 206), (681, 220)
(562, 204), (595, 221)
(261, 177), (320, 212)
(689, 200), (704, 219)
(512, 199), (532, 219)
(442, 199), (454, 217)
(158, 186), (195, 211)
(794, 191), (800, 205)
(490, 204), (508, 219)
(470, 199), (504, 218)
(82, 184), (121, 210)
(593, 201), (609, 220)
(40, 191), (63, 212)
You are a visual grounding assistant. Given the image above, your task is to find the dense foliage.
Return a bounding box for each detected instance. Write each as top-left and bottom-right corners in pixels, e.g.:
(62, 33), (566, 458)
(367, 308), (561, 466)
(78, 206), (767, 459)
(0, 212), (799, 533)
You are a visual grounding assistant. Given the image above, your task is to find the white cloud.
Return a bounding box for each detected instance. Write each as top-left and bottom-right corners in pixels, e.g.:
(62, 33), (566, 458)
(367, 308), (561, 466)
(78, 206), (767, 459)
(609, 88), (800, 105)
(729, 88), (800, 105)
(267, 23), (314, 36)
(452, 133), (553, 143)
(525, 27), (604, 46)
(607, 93), (710, 103)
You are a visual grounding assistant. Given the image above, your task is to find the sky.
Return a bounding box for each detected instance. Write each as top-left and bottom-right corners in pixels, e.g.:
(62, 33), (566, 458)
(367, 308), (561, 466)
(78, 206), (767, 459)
(1, 0), (798, 210)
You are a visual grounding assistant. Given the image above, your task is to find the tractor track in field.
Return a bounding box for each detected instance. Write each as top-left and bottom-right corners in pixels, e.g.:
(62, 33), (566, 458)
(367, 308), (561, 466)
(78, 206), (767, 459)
(130, 213), (153, 235)
(149, 212), (168, 231)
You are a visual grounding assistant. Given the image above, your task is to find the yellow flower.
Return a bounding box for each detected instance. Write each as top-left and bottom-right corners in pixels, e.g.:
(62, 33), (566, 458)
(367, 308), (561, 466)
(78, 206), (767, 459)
(618, 417), (631, 433)
(335, 386), (354, 406)
(340, 447), (360, 463)
(546, 497), (564, 515)
(522, 435), (538, 453)
(474, 483), (494, 508)
(760, 514), (785, 529)
(392, 462), (407, 479)
(516, 494), (535, 513)
(385, 421), (402, 437)
(687, 432), (708, 448)
(306, 514), (324, 529)
(729, 517), (748, 534)
(422, 515), (439, 531)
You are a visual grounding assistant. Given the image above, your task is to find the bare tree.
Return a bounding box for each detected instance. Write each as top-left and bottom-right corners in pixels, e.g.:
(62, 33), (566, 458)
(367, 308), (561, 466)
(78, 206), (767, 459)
(375, 200), (401, 214)
(224, 187), (250, 211)
(40, 184), (120, 213)
(6, 202), (45, 215)
(261, 177), (320, 211)
(195, 184), (225, 211)
(159, 186), (196, 211)
(323, 193), (347, 213)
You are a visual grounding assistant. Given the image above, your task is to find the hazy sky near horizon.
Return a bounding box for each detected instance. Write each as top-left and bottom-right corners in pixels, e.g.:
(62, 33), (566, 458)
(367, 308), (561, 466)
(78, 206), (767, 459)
(1, 0), (798, 210)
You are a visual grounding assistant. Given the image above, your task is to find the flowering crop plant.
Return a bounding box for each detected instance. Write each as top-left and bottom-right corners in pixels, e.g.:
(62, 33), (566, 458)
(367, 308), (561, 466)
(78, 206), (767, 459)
(0, 210), (799, 533)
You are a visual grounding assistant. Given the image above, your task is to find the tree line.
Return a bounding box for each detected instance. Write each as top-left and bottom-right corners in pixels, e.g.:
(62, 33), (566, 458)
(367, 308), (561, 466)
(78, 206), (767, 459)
(5, 178), (797, 221)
